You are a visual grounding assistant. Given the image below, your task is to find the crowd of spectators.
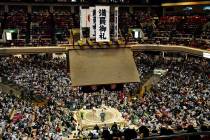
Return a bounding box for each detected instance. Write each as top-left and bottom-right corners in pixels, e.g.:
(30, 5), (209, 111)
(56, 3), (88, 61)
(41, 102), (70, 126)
(0, 53), (209, 139)
(3, 6), (27, 46)
(133, 54), (210, 129)
(0, 6), (79, 46)
(31, 8), (53, 46)
(0, 6), (209, 48)
(144, 16), (210, 48)
(118, 10), (210, 49)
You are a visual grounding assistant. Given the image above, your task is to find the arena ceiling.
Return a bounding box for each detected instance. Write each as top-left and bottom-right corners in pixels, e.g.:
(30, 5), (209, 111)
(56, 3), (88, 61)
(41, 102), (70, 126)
(69, 48), (140, 86)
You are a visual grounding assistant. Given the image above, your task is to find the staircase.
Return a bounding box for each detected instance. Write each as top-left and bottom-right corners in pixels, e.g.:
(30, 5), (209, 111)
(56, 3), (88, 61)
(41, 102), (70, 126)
(139, 75), (161, 97)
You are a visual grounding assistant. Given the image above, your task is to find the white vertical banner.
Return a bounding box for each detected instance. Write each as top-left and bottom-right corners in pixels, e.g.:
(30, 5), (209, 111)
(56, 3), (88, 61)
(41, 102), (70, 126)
(79, 6), (83, 40)
(114, 7), (118, 40)
(80, 7), (90, 39)
(81, 8), (90, 27)
(96, 6), (110, 42)
(89, 7), (96, 39)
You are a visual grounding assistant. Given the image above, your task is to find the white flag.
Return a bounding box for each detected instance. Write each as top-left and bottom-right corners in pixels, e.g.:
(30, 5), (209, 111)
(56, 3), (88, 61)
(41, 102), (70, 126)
(114, 7), (118, 40)
(80, 7), (90, 39)
(96, 6), (110, 42)
(80, 7), (90, 28)
(89, 7), (96, 38)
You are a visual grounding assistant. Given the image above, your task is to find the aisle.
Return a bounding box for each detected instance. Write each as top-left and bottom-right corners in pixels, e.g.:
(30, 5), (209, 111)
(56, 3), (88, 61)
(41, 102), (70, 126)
(140, 75), (161, 97)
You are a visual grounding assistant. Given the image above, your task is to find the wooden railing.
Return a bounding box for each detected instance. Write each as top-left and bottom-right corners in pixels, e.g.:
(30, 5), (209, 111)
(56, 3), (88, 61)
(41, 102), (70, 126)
(0, 44), (210, 58)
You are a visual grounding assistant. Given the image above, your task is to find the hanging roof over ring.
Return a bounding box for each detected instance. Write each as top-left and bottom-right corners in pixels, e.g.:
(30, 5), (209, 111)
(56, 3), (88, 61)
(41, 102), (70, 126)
(69, 48), (140, 86)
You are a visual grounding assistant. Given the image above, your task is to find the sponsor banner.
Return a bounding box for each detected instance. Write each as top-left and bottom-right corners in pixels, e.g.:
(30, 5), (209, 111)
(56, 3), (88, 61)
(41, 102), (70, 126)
(114, 7), (118, 40)
(80, 7), (90, 39)
(80, 7), (90, 27)
(96, 6), (110, 42)
(89, 7), (96, 38)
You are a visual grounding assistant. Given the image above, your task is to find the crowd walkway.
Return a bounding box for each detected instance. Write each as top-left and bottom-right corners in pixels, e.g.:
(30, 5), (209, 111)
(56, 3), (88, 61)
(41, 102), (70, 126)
(140, 75), (161, 97)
